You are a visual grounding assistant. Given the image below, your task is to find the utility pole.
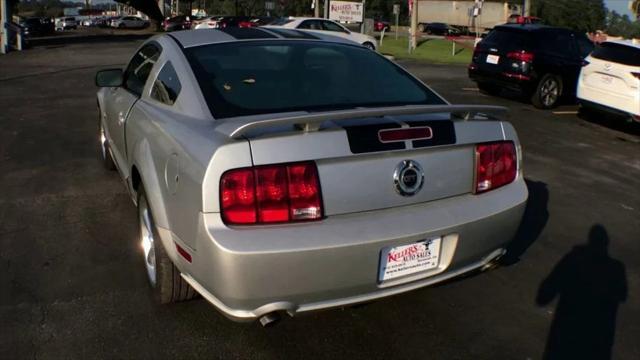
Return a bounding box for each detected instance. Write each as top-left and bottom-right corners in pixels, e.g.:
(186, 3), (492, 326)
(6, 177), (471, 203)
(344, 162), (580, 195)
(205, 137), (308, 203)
(324, 0), (329, 19)
(314, 0), (320, 18)
(522, 0), (530, 17)
(410, 0), (418, 52)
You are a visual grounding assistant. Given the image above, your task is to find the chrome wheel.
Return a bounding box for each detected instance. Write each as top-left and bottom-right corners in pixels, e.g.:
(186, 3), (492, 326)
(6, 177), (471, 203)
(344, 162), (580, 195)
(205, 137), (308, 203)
(540, 78), (559, 107)
(139, 196), (157, 286)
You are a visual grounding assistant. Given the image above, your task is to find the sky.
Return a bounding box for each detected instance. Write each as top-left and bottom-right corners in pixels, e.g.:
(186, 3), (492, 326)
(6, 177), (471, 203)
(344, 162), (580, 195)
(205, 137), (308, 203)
(605, 0), (635, 17)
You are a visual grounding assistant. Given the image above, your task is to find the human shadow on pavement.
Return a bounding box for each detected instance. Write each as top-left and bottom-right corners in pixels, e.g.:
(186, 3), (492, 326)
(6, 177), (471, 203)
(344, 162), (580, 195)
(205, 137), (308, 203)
(501, 179), (549, 265)
(536, 225), (627, 360)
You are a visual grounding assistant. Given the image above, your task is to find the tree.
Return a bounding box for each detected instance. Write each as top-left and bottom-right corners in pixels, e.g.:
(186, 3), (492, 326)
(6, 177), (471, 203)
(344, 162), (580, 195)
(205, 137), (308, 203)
(632, 0), (640, 20)
(531, 0), (606, 32)
(606, 10), (640, 38)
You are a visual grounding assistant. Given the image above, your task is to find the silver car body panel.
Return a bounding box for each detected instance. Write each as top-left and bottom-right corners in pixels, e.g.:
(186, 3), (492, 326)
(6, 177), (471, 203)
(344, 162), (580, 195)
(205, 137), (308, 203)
(97, 29), (528, 321)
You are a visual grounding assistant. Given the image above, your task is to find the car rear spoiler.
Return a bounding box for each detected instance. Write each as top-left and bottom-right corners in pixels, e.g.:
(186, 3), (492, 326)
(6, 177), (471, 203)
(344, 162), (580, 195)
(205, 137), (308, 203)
(214, 104), (508, 139)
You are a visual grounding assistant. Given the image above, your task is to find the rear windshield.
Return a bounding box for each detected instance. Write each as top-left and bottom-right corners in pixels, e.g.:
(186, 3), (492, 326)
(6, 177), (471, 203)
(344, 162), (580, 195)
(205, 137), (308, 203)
(185, 41), (445, 118)
(482, 29), (534, 50)
(591, 43), (640, 67)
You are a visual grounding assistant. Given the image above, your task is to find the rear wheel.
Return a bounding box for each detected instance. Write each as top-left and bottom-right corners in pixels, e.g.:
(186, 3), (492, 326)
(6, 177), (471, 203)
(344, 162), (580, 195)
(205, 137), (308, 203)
(531, 74), (562, 109)
(138, 188), (197, 304)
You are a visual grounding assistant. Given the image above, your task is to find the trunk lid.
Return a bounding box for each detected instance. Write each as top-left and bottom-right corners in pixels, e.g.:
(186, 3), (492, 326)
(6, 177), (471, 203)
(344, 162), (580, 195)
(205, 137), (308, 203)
(240, 110), (506, 216)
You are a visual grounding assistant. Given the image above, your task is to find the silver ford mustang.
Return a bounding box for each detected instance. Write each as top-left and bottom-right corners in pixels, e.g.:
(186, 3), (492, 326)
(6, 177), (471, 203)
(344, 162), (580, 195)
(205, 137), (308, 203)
(95, 28), (528, 325)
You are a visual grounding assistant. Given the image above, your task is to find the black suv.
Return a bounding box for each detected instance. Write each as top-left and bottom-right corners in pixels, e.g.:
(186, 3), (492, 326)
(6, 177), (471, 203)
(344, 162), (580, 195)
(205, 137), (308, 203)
(468, 24), (594, 109)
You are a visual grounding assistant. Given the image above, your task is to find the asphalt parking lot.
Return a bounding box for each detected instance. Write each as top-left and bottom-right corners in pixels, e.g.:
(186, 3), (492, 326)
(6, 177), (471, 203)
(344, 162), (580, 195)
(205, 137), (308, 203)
(1, 37), (639, 359)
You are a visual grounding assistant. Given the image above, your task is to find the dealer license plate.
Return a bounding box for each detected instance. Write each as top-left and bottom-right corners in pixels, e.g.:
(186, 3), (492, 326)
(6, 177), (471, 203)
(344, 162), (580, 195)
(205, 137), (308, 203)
(486, 54), (500, 64)
(378, 238), (441, 282)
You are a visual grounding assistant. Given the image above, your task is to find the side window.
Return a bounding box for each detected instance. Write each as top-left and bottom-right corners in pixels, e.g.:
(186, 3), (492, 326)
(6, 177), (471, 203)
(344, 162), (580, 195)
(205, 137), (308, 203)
(124, 44), (161, 96)
(322, 21), (347, 33)
(298, 20), (312, 29)
(151, 62), (182, 106)
(298, 20), (322, 30)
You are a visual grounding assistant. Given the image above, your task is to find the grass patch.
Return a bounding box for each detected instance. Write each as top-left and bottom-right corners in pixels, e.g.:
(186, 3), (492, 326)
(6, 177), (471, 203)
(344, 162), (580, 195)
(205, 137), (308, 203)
(379, 37), (472, 64)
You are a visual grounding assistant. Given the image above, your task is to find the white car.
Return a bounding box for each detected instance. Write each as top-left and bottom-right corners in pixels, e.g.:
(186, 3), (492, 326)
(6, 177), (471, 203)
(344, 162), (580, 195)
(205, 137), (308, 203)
(577, 40), (640, 122)
(55, 17), (77, 31)
(193, 16), (224, 29)
(266, 17), (378, 50)
(111, 16), (148, 29)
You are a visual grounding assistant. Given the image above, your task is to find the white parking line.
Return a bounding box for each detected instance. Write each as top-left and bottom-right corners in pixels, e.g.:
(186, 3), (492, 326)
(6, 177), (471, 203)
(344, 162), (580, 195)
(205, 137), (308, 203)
(462, 88), (479, 91)
(552, 111), (579, 115)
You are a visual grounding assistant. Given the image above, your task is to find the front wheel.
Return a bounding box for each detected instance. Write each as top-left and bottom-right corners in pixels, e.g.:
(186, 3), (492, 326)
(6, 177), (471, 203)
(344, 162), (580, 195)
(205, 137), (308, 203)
(363, 42), (376, 51)
(138, 189), (197, 304)
(531, 74), (562, 109)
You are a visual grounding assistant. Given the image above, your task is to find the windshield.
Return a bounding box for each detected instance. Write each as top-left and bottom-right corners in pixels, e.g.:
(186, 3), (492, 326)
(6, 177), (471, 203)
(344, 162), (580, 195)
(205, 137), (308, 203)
(185, 41), (445, 118)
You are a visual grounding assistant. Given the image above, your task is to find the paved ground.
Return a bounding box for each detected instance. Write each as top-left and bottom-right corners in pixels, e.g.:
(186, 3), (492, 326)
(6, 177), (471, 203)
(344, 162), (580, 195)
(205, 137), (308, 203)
(1, 37), (639, 360)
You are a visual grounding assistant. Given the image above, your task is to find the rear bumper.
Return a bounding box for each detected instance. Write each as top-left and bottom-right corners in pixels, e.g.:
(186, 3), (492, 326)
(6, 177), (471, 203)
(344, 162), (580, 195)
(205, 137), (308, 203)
(577, 83), (640, 117)
(469, 66), (536, 93)
(169, 178), (528, 321)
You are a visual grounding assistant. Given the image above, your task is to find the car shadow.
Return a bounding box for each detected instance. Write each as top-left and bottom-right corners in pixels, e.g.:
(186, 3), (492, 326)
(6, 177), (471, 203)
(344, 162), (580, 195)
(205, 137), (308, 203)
(501, 179), (549, 265)
(577, 107), (640, 137)
(536, 224), (627, 360)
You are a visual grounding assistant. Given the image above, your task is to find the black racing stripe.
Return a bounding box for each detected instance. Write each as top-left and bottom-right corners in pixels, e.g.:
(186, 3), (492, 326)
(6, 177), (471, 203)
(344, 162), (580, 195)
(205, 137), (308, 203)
(219, 27), (277, 39)
(411, 121), (456, 148)
(345, 123), (405, 154)
(263, 28), (320, 40)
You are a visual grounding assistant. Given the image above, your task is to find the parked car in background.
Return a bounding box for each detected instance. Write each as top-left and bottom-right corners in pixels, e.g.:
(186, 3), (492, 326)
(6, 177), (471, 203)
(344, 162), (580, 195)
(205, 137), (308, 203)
(468, 24), (593, 109)
(374, 19), (391, 32)
(191, 15), (220, 29)
(578, 40), (640, 122)
(266, 17), (378, 50)
(111, 16), (149, 29)
(20, 17), (55, 37)
(418, 22), (459, 35)
(95, 28), (527, 325)
(213, 16), (255, 28)
(507, 15), (542, 25)
(163, 15), (191, 31)
(55, 17), (77, 31)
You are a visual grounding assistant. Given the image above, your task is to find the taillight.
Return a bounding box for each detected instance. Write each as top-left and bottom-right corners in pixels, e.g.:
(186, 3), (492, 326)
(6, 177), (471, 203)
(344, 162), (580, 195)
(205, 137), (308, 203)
(239, 21), (254, 28)
(475, 141), (517, 194)
(220, 162), (322, 225)
(507, 51), (534, 63)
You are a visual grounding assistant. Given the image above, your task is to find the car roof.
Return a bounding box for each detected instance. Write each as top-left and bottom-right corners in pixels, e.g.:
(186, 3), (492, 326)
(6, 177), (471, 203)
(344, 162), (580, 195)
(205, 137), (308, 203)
(603, 39), (640, 50)
(168, 28), (357, 48)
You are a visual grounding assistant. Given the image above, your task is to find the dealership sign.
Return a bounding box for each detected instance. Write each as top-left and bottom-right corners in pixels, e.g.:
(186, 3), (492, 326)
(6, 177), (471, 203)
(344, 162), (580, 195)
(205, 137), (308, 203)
(329, 1), (364, 22)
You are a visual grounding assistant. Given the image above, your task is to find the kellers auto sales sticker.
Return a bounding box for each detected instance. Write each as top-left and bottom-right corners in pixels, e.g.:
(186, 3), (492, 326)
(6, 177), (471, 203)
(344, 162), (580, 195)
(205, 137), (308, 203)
(379, 238), (441, 282)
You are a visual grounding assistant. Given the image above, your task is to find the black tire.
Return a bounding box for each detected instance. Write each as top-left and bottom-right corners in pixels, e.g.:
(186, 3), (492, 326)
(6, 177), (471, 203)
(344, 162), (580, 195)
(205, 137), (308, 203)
(363, 42), (376, 51)
(138, 188), (197, 304)
(531, 74), (562, 109)
(477, 82), (501, 96)
(98, 108), (116, 171)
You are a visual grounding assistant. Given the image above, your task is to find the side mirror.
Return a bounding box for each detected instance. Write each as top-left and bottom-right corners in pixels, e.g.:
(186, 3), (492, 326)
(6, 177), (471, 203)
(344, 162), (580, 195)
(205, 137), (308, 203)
(96, 69), (123, 87)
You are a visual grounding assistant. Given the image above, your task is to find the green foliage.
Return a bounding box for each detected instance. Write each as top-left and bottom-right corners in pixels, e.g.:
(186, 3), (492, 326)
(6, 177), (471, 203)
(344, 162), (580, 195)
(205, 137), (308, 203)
(606, 10), (640, 38)
(379, 37), (472, 64)
(531, 0), (606, 32)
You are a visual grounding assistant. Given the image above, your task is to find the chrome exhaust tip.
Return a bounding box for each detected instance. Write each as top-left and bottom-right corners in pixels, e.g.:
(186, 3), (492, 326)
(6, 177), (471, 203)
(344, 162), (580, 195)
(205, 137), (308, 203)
(259, 312), (281, 328)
